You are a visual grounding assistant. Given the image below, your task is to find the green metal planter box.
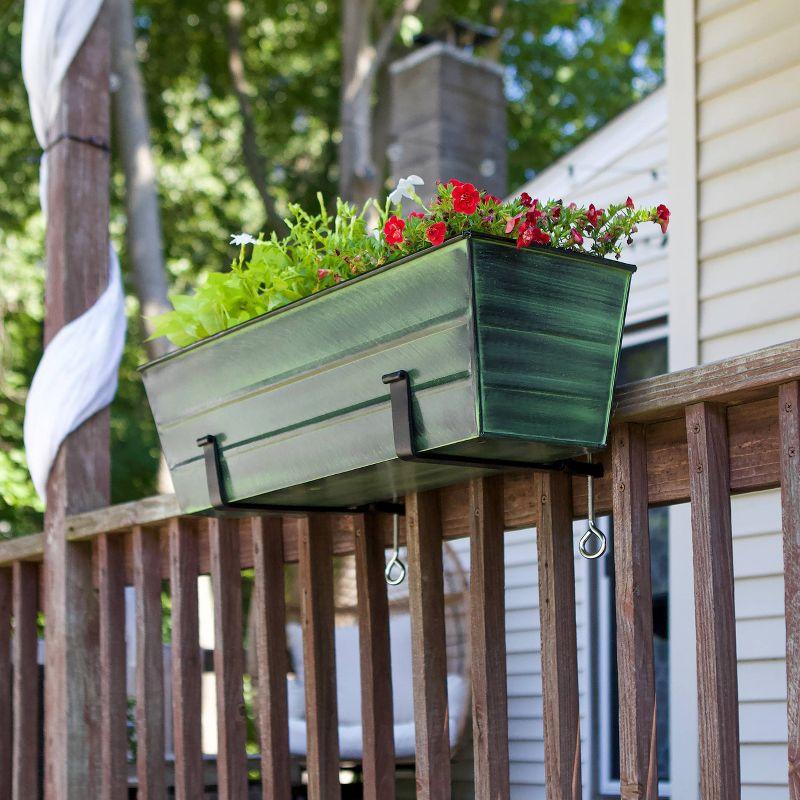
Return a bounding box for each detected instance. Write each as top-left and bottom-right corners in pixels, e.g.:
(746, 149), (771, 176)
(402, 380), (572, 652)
(140, 233), (634, 514)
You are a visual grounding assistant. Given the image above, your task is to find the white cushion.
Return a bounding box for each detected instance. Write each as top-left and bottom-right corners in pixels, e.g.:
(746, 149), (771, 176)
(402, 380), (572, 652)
(287, 672), (470, 760)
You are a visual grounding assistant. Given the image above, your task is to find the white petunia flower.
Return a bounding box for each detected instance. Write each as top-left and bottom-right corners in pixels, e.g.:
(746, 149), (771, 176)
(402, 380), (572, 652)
(388, 174), (424, 205)
(230, 233), (257, 246)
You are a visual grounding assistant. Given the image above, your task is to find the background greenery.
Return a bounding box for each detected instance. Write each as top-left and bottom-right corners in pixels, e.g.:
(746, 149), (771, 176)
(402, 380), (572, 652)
(0, 0), (663, 536)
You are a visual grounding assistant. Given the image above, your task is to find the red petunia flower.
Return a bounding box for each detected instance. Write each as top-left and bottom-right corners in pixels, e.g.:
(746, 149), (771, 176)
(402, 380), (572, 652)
(570, 228), (584, 246)
(656, 204), (670, 233)
(517, 225), (550, 248)
(526, 209), (543, 224)
(483, 193), (502, 205)
(520, 192), (534, 208)
(383, 215), (406, 246)
(409, 211), (426, 219)
(587, 204), (604, 228)
(447, 178), (463, 187)
(317, 268), (331, 281)
(626, 196), (635, 209)
(551, 204), (562, 220)
(425, 222), (447, 246)
(452, 182), (481, 214)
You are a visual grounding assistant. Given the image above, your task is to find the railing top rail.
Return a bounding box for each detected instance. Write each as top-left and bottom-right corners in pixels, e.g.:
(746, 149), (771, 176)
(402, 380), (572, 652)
(1, 336), (798, 566)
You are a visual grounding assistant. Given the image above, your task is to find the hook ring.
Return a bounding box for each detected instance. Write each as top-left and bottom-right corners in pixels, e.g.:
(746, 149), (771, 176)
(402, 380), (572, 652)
(579, 522), (607, 560)
(385, 553), (407, 586)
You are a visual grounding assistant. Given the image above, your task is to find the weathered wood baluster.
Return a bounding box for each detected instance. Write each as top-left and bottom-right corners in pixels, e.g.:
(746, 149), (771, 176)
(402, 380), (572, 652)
(779, 381), (800, 799)
(12, 561), (39, 800)
(97, 532), (128, 800)
(535, 472), (582, 800)
(406, 490), (451, 800)
(354, 512), (395, 800)
(252, 517), (291, 800)
(298, 513), (340, 800)
(209, 517), (249, 800)
(133, 525), (166, 799)
(612, 424), (658, 799)
(169, 518), (203, 800)
(685, 402), (741, 800)
(469, 476), (510, 800)
(0, 567), (10, 797)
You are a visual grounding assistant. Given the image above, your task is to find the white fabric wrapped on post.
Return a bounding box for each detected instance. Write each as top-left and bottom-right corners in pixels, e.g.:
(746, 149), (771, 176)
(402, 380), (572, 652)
(21, 0), (127, 501)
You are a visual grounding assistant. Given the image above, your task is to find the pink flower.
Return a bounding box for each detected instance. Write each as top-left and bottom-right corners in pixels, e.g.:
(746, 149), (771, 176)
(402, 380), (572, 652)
(425, 221), (447, 246)
(317, 268), (331, 280)
(409, 211), (426, 219)
(570, 228), (584, 246)
(656, 204), (670, 233)
(505, 213), (522, 234)
(483, 193), (502, 205)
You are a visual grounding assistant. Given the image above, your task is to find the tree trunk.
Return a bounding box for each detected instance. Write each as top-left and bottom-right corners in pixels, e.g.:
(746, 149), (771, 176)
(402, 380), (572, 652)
(226, 0), (287, 235)
(109, 0), (171, 360)
(339, 0), (378, 207)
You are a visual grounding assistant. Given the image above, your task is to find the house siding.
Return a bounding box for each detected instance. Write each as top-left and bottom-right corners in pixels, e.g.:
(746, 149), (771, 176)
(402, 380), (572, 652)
(690, 1), (799, 795)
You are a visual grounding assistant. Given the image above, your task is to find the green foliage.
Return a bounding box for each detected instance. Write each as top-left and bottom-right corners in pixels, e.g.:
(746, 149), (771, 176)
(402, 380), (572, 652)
(154, 181), (668, 347)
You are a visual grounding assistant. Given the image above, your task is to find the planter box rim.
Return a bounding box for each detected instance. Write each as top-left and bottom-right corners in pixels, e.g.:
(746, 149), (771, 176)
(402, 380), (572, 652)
(140, 231), (636, 372)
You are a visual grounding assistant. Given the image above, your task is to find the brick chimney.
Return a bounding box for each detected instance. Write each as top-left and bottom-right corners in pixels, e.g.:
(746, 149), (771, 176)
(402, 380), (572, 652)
(388, 41), (507, 200)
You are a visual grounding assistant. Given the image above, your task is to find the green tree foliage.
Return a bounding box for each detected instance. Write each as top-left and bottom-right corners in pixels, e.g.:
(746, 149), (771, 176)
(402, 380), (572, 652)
(0, 0), (662, 536)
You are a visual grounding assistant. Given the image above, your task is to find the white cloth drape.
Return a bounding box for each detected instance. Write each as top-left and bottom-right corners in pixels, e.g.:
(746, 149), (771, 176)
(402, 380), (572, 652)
(21, 0), (126, 501)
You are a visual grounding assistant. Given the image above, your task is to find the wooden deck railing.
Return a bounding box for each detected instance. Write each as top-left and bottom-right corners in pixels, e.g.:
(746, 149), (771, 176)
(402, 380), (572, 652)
(1, 337), (799, 799)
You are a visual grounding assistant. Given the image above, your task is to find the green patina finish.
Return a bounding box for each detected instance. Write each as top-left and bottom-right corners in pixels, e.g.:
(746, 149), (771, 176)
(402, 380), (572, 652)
(140, 233), (633, 514)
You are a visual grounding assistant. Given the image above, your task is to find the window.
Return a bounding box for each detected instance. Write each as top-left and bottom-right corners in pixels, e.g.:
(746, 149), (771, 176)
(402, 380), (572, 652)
(593, 333), (670, 797)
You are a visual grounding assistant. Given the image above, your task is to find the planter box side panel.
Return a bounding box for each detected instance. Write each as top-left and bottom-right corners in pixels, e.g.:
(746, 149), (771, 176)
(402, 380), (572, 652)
(471, 240), (631, 449)
(142, 241), (481, 513)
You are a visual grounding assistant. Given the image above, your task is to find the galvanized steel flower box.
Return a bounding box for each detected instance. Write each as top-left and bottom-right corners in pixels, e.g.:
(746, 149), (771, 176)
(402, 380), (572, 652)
(140, 233), (634, 514)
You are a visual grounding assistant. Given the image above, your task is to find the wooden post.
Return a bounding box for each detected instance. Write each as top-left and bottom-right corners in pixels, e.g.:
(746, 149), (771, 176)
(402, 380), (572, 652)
(0, 567), (10, 796)
(406, 490), (451, 800)
(43, 6), (111, 798)
(13, 561), (40, 800)
(168, 519), (204, 800)
(209, 518), (249, 800)
(779, 382), (800, 798)
(612, 424), (658, 798)
(297, 514), (340, 800)
(251, 517), (291, 800)
(685, 402), (741, 799)
(536, 471), (582, 800)
(469, 476), (510, 800)
(354, 512), (395, 800)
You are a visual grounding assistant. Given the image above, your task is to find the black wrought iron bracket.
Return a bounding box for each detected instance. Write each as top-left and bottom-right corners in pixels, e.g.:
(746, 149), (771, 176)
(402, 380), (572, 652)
(381, 370), (604, 479)
(196, 434), (405, 516)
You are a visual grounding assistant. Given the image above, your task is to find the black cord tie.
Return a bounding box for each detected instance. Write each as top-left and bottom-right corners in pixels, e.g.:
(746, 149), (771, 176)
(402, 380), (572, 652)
(43, 132), (111, 154)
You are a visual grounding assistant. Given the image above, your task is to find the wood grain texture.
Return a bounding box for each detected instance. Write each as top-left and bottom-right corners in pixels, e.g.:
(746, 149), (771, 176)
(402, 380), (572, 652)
(354, 512), (395, 800)
(168, 518), (203, 800)
(251, 517), (291, 800)
(209, 518), (248, 800)
(406, 490), (451, 800)
(0, 568), (10, 797)
(468, 476), (510, 800)
(42, 7), (110, 798)
(133, 526), (166, 800)
(535, 472), (581, 800)
(611, 424), (658, 799)
(779, 382), (800, 799)
(96, 533), (127, 800)
(297, 514), (340, 800)
(12, 561), (39, 800)
(685, 402), (741, 800)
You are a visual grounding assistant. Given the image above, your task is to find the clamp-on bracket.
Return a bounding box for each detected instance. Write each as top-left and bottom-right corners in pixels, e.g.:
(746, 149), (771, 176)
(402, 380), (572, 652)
(197, 434), (405, 516)
(381, 370), (603, 479)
